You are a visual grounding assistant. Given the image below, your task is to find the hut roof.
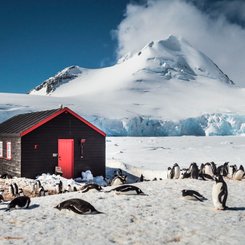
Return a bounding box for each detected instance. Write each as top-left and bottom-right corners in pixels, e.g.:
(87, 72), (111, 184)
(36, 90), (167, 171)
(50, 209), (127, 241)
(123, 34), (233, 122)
(0, 107), (106, 137)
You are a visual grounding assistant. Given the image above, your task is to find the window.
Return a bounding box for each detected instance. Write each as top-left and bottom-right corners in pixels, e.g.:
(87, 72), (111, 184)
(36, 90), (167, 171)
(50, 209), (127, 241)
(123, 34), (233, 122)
(6, 142), (11, 160)
(0, 141), (3, 158)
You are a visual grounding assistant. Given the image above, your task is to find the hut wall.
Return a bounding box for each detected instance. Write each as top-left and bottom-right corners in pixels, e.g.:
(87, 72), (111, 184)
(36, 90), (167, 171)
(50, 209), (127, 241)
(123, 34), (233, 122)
(21, 112), (105, 178)
(0, 136), (21, 177)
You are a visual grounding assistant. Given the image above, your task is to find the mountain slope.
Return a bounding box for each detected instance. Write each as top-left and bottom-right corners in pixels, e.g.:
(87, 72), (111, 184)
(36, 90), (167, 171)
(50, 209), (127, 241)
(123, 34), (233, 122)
(2, 36), (245, 136)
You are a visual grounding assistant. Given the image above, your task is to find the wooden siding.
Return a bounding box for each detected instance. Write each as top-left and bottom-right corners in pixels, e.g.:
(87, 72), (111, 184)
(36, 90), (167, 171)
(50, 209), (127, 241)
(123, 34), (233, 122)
(21, 112), (105, 178)
(0, 136), (21, 177)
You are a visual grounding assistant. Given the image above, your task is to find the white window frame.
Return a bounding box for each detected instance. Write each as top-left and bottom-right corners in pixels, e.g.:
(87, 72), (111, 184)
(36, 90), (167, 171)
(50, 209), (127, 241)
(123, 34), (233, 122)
(6, 142), (12, 160)
(0, 141), (3, 158)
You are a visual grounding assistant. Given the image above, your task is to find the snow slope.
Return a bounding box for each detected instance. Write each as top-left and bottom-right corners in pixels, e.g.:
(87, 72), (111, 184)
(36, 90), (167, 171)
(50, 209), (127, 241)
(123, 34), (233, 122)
(1, 35), (245, 136)
(0, 136), (245, 244)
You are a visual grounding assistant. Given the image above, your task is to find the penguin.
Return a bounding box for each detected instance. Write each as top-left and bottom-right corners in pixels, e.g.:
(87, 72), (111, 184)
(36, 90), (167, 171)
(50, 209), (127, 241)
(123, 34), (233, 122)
(233, 166), (245, 181)
(9, 183), (19, 197)
(182, 189), (207, 202)
(106, 185), (147, 195)
(170, 163), (180, 179)
(54, 198), (103, 214)
(56, 180), (63, 194)
(216, 163), (228, 177)
(38, 186), (48, 196)
(167, 167), (172, 179)
(6, 196), (31, 211)
(110, 175), (127, 186)
(80, 183), (103, 193)
(189, 162), (199, 179)
(33, 180), (41, 194)
(210, 161), (217, 176)
(212, 175), (228, 210)
(0, 189), (4, 203)
(227, 165), (236, 179)
(203, 163), (214, 177)
(180, 168), (190, 179)
(114, 168), (123, 177)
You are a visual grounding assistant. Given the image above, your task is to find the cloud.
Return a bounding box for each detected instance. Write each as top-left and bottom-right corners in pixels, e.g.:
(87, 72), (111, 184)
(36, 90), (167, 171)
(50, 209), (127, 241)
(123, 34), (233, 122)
(115, 0), (245, 87)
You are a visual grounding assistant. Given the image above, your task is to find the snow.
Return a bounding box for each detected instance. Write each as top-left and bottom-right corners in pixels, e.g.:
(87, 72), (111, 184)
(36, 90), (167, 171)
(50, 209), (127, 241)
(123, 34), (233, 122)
(0, 136), (245, 244)
(1, 36), (245, 136)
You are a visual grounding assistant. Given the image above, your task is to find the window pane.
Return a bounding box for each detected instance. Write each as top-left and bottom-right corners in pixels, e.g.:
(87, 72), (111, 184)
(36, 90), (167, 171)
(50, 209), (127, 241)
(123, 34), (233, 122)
(6, 142), (11, 159)
(0, 141), (3, 157)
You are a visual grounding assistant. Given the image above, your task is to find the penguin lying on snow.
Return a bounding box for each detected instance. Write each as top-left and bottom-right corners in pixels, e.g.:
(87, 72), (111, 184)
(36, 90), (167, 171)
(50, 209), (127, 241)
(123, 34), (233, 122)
(80, 183), (103, 193)
(212, 175), (228, 210)
(6, 196), (31, 211)
(182, 189), (207, 202)
(106, 185), (147, 195)
(55, 198), (103, 214)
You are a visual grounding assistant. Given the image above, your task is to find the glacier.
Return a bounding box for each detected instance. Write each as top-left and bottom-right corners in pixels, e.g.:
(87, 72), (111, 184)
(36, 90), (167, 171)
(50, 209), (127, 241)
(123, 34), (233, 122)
(88, 113), (245, 136)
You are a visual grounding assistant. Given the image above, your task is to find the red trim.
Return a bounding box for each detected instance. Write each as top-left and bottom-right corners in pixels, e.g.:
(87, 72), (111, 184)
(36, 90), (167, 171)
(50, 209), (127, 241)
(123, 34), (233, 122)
(20, 107), (106, 137)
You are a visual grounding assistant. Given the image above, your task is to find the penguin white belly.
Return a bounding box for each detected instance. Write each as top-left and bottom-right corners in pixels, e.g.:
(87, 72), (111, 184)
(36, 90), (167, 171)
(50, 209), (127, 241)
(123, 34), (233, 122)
(204, 165), (213, 176)
(111, 178), (123, 186)
(233, 170), (244, 181)
(174, 167), (180, 179)
(212, 182), (224, 210)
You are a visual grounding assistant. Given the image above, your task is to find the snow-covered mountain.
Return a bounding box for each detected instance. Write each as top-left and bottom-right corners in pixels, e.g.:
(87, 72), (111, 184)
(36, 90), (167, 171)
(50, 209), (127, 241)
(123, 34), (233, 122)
(30, 35), (234, 96)
(2, 35), (245, 136)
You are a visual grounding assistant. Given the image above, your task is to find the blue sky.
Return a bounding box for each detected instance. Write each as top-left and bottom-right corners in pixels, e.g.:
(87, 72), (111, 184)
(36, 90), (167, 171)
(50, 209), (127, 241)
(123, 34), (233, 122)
(0, 0), (135, 93)
(1, 0), (245, 93)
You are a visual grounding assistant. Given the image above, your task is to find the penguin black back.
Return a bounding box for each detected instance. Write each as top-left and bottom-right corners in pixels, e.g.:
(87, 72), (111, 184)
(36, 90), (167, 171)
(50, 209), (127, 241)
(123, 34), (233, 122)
(6, 196), (31, 211)
(55, 198), (103, 214)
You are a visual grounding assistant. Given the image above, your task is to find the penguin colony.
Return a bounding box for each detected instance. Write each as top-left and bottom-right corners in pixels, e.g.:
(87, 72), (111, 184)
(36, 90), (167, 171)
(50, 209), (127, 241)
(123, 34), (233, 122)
(0, 161), (244, 213)
(168, 161), (244, 210)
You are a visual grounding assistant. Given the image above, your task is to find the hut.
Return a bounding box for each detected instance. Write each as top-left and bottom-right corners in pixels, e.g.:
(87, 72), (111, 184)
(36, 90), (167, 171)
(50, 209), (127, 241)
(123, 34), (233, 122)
(0, 107), (106, 179)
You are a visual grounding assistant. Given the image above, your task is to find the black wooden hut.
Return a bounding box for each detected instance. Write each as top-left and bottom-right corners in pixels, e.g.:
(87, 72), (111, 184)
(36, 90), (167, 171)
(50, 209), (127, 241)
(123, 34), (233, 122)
(0, 107), (106, 179)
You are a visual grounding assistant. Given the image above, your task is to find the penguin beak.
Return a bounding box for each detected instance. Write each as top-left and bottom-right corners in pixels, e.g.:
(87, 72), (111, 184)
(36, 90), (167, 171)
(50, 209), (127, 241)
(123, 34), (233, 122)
(54, 205), (61, 210)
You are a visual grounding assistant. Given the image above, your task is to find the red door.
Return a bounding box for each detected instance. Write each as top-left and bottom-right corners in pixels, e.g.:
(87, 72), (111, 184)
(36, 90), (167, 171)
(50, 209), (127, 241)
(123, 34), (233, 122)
(58, 139), (74, 179)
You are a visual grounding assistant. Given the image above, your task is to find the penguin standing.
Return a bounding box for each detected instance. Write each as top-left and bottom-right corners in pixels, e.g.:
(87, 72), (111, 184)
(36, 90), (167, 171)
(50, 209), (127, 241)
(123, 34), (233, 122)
(0, 189), (4, 203)
(189, 162), (199, 179)
(167, 167), (172, 179)
(110, 175), (127, 186)
(233, 165), (245, 181)
(212, 175), (228, 210)
(6, 196), (31, 211)
(170, 163), (180, 179)
(38, 186), (48, 196)
(9, 183), (19, 197)
(55, 198), (103, 214)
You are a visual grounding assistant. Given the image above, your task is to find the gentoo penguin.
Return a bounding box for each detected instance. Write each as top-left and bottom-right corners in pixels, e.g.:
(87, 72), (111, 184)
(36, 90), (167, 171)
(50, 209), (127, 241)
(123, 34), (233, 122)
(203, 163), (214, 177)
(212, 175), (228, 210)
(6, 196), (31, 211)
(33, 180), (41, 194)
(80, 183), (103, 193)
(233, 165), (245, 181)
(0, 189), (4, 203)
(182, 189), (207, 202)
(216, 162), (228, 177)
(38, 186), (48, 196)
(170, 163), (180, 179)
(167, 167), (172, 179)
(106, 185), (147, 195)
(180, 168), (190, 179)
(55, 198), (103, 214)
(9, 183), (19, 197)
(110, 175), (127, 186)
(189, 162), (199, 179)
(56, 180), (63, 194)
